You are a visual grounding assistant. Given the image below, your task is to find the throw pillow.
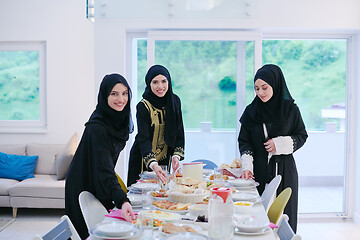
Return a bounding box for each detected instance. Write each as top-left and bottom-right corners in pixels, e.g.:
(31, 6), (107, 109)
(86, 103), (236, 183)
(55, 132), (79, 180)
(0, 152), (38, 181)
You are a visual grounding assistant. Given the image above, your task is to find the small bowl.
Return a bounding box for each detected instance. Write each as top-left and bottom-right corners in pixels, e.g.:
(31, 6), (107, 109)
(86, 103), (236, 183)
(233, 201), (254, 214)
(234, 216), (269, 233)
(188, 204), (208, 218)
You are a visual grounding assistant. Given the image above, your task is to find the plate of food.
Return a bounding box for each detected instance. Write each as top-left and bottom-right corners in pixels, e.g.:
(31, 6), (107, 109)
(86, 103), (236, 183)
(139, 210), (182, 222)
(152, 189), (169, 200)
(159, 222), (202, 236)
(132, 218), (163, 229)
(153, 200), (191, 214)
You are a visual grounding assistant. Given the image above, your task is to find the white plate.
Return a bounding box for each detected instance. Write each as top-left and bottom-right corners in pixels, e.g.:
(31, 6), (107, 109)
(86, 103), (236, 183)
(154, 205), (189, 215)
(232, 192), (262, 203)
(234, 226), (271, 235)
(139, 210), (182, 222)
(131, 182), (160, 191)
(159, 223), (203, 235)
(153, 196), (169, 201)
(91, 221), (135, 238)
(228, 178), (255, 187)
(127, 194), (143, 206)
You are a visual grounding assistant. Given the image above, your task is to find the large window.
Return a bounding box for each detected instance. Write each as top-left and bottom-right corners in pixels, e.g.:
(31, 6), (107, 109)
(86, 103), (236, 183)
(0, 42), (46, 131)
(129, 32), (352, 218)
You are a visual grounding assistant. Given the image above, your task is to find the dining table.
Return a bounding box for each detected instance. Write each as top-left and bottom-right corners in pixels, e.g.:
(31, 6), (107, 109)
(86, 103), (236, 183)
(87, 174), (277, 240)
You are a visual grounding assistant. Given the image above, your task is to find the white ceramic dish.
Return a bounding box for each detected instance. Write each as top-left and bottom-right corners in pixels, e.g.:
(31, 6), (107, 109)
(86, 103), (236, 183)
(233, 201), (254, 214)
(234, 226), (271, 235)
(131, 182), (160, 191)
(159, 223), (203, 236)
(234, 182), (259, 190)
(228, 178), (255, 187)
(140, 171), (157, 178)
(188, 204), (208, 218)
(234, 216), (269, 233)
(93, 221), (134, 238)
(139, 210), (182, 222)
(232, 192), (262, 202)
(169, 192), (208, 204)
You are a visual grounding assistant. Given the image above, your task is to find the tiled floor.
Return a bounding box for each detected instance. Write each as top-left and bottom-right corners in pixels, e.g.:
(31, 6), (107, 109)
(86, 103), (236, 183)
(0, 186), (358, 240)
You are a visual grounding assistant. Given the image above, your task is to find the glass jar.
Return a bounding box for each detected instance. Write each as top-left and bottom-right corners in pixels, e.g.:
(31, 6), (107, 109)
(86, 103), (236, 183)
(208, 187), (234, 240)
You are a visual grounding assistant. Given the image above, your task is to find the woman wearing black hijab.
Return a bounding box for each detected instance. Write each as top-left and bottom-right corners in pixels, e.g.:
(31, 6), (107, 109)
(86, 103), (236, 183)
(65, 73), (135, 239)
(238, 64), (307, 232)
(127, 65), (185, 186)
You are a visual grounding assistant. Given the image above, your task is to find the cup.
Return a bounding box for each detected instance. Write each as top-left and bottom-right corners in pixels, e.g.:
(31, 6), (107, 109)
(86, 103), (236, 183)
(142, 188), (153, 210)
(214, 168), (225, 186)
(159, 165), (170, 189)
(139, 212), (154, 239)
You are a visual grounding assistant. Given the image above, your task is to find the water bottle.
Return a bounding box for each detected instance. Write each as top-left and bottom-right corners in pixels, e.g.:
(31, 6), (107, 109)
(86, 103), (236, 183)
(208, 187), (234, 240)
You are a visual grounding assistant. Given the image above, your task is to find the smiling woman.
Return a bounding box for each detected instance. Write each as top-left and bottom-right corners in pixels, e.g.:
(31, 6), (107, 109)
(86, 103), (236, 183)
(107, 83), (129, 112)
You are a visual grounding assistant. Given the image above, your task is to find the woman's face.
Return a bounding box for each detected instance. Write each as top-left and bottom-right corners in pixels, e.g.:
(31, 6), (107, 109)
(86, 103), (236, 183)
(150, 74), (168, 98)
(107, 83), (128, 111)
(254, 78), (273, 102)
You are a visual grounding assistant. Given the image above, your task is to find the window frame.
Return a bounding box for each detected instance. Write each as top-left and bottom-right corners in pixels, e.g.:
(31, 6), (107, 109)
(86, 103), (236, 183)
(0, 41), (47, 133)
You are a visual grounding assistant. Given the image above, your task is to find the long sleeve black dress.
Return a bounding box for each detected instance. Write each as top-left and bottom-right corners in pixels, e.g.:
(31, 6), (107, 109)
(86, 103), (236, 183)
(238, 64), (308, 233)
(65, 73), (132, 240)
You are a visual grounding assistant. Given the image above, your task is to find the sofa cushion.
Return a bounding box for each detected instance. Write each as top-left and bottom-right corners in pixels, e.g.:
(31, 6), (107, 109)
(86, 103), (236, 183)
(8, 174), (65, 199)
(27, 144), (65, 175)
(55, 133), (79, 180)
(0, 144), (26, 155)
(0, 196), (11, 207)
(0, 178), (19, 195)
(0, 152), (38, 181)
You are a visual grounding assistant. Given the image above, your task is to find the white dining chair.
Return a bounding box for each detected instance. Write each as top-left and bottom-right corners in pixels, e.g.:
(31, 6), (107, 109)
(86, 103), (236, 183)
(78, 191), (108, 232)
(274, 214), (302, 240)
(261, 175), (282, 212)
(32, 215), (81, 240)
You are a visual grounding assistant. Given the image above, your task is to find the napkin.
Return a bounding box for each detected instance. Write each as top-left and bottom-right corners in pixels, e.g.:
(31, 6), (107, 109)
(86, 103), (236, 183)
(105, 209), (138, 221)
(269, 222), (278, 229)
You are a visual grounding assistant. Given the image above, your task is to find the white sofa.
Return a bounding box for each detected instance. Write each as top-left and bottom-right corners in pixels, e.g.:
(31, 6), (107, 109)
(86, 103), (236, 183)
(0, 134), (78, 218)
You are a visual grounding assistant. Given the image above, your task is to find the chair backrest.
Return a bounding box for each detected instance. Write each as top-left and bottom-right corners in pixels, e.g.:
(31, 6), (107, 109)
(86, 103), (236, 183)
(33, 215), (81, 240)
(275, 214), (302, 240)
(78, 191), (108, 231)
(261, 175), (282, 212)
(267, 187), (292, 225)
(191, 159), (218, 169)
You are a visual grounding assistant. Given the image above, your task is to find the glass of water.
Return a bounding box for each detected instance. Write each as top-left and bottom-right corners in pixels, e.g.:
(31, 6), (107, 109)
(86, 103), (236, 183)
(139, 211), (154, 240)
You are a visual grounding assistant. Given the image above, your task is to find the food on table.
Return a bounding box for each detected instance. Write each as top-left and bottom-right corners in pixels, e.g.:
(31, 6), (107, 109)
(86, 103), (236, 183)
(132, 218), (163, 228)
(230, 158), (242, 168)
(152, 188), (169, 198)
(161, 222), (197, 234)
(153, 200), (191, 211)
(139, 210), (181, 222)
(219, 158), (243, 178)
(234, 201), (252, 206)
(138, 178), (160, 184)
(209, 174), (229, 180)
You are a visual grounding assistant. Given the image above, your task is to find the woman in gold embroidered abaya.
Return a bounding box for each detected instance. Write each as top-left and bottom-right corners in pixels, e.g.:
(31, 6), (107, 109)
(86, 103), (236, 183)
(127, 65), (185, 186)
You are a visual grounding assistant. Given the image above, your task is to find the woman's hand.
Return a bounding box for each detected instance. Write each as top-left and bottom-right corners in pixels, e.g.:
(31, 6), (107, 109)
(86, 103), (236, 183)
(153, 163), (167, 183)
(121, 202), (135, 222)
(264, 139), (276, 153)
(171, 156), (180, 173)
(241, 170), (254, 180)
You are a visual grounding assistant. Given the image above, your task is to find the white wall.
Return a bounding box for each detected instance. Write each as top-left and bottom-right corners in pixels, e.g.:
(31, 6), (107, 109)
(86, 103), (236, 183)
(0, 0), (359, 223)
(0, 0), (95, 144)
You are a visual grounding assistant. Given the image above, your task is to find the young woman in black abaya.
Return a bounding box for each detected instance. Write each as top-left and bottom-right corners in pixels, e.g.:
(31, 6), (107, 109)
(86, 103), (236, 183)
(65, 74), (135, 239)
(238, 64), (307, 233)
(127, 65), (185, 186)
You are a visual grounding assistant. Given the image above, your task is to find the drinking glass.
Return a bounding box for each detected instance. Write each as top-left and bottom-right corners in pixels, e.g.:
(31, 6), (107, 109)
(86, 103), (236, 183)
(139, 212), (154, 240)
(214, 167), (225, 186)
(142, 188), (153, 210)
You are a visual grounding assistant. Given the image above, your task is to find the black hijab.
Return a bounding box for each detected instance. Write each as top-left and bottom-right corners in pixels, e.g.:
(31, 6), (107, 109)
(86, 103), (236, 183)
(142, 65), (178, 148)
(240, 64), (294, 137)
(86, 73), (134, 143)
